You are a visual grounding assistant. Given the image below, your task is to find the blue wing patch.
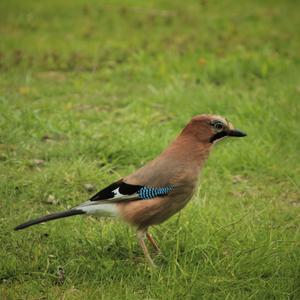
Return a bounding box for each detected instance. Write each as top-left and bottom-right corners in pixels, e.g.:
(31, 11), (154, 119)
(137, 185), (174, 200)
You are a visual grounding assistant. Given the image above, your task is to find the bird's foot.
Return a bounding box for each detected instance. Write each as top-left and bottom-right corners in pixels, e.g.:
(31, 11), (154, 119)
(145, 256), (157, 269)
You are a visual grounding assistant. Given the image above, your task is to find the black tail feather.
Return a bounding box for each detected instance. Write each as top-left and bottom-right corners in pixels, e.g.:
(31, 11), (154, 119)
(14, 209), (85, 231)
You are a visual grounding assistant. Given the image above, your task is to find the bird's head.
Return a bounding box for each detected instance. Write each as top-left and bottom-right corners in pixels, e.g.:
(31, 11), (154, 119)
(182, 114), (247, 144)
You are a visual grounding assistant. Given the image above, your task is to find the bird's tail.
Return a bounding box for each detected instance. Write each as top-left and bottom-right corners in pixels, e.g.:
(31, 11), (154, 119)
(14, 209), (85, 231)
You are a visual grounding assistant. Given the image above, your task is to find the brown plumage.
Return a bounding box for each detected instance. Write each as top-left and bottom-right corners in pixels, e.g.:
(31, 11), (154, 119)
(15, 114), (246, 267)
(119, 115), (228, 228)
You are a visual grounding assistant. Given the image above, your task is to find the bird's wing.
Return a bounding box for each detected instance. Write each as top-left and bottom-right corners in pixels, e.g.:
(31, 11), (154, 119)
(77, 180), (174, 208)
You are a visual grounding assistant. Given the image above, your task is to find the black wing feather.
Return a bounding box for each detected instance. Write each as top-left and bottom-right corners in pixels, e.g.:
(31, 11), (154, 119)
(89, 180), (142, 202)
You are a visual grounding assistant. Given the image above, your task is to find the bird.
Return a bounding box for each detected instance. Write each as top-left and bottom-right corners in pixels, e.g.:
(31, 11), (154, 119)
(14, 114), (246, 267)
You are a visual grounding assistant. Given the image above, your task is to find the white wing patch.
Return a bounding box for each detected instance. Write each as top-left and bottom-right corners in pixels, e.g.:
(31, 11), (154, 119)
(111, 187), (139, 200)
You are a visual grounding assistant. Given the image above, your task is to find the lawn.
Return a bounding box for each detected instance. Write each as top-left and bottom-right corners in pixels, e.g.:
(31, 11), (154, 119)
(0, 0), (300, 299)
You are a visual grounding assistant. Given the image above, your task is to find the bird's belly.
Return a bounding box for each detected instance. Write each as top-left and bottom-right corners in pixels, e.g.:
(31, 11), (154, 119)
(117, 193), (192, 229)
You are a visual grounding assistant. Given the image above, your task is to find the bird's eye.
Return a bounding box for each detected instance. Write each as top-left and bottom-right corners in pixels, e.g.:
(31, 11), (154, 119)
(212, 121), (224, 132)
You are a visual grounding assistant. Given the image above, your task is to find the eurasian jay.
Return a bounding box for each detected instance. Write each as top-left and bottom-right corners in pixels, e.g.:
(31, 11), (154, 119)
(15, 114), (246, 267)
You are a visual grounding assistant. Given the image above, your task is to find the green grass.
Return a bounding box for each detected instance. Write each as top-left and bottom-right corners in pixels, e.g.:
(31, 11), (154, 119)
(1, 0), (300, 299)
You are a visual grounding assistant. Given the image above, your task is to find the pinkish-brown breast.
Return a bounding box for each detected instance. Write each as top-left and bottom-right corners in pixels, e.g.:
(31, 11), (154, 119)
(117, 181), (196, 229)
(118, 132), (213, 229)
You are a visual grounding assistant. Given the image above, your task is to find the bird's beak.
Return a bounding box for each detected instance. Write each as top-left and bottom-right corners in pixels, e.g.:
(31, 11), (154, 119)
(227, 129), (247, 137)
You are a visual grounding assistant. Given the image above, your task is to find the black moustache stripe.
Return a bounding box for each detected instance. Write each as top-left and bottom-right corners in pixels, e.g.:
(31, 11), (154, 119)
(210, 131), (227, 143)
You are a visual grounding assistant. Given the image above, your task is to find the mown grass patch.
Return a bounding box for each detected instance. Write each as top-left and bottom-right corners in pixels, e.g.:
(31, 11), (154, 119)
(1, 0), (299, 299)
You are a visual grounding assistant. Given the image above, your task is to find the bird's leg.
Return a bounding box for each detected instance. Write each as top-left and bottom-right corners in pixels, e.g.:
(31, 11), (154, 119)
(137, 230), (156, 268)
(146, 232), (161, 253)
